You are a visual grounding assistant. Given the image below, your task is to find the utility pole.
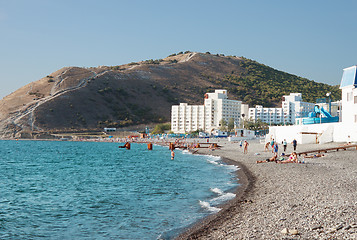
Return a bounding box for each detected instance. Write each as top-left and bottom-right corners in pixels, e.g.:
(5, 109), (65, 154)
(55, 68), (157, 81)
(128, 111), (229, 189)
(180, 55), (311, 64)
(326, 92), (331, 115)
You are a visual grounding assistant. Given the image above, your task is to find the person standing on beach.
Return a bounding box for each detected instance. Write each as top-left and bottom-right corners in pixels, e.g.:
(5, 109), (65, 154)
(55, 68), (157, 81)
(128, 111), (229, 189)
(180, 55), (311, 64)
(283, 139), (287, 152)
(292, 139), (297, 151)
(239, 140), (243, 149)
(273, 142), (279, 157)
(243, 140), (249, 154)
(270, 139), (275, 153)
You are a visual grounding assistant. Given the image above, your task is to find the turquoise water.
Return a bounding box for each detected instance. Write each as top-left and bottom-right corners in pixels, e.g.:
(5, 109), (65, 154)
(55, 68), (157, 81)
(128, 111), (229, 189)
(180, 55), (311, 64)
(0, 140), (238, 239)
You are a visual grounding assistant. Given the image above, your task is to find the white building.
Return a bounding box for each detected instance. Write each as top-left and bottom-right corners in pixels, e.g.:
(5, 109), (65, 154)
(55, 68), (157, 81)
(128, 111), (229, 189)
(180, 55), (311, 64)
(340, 65), (357, 124)
(282, 93), (315, 124)
(171, 103), (205, 133)
(171, 90), (242, 133)
(249, 93), (315, 125)
(249, 105), (284, 125)
(267, 65), (357, 144)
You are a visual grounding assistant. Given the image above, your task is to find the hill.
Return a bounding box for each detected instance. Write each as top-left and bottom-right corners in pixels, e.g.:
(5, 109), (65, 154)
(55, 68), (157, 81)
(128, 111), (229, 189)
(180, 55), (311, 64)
(0, 52), (341, 139)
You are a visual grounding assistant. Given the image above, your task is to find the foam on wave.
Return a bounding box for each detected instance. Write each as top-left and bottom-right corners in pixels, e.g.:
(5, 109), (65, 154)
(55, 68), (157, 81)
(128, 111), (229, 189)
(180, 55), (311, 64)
(199, 200), (221, 213)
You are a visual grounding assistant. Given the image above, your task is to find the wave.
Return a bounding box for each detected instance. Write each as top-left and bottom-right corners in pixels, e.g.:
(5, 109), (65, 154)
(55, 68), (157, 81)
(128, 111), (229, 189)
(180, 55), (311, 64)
(206, 155), (222, 165)
(205, 156), (238, 172)
(198, 200), (221, 213)
(182, 150), (190, 154)
(210, 187), (223, 195)
(206, 155), (221, 161)
(225, 165), (239, 171)
(210, 192), (236, 205)
(209, 187), (236, 205)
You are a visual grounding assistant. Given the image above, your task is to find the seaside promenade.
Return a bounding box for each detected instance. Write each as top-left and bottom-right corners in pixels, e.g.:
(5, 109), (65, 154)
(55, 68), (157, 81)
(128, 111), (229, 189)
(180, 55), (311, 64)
(178, 140), (357, 239)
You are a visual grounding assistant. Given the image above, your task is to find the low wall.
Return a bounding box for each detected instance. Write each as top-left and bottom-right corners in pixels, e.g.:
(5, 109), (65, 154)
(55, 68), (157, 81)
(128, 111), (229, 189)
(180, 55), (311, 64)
(266, 122), (356, 144)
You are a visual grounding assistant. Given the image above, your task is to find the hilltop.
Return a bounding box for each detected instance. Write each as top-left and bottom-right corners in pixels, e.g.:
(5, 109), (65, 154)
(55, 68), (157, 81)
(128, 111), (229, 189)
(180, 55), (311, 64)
(0, 52), (341, 139)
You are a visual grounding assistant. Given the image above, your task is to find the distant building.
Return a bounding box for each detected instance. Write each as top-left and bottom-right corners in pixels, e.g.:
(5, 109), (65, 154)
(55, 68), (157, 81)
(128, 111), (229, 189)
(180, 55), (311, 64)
(282, 93), (315, 124)
(171, 90), (242, 133)
(171, 103), (205, 133)
(203, 90), (242, 132)
(104, 128), (116, 132)
(248, 93), (315, 125)
(249, 105), (284, 125)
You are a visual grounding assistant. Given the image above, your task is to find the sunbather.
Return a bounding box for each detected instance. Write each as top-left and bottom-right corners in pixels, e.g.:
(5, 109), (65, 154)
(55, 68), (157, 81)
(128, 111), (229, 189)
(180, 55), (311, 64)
(256, 154), (277, 163)
(278, 152), (298, 163)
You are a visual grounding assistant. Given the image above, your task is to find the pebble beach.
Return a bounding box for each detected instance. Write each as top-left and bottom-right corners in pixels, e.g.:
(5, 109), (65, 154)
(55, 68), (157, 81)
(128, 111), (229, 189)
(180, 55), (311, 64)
(177, 140), (357, 239)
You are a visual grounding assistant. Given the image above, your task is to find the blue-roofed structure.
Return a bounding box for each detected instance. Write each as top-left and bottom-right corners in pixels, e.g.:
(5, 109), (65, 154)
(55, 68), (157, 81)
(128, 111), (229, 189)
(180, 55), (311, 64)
(340, 65), (357, 88)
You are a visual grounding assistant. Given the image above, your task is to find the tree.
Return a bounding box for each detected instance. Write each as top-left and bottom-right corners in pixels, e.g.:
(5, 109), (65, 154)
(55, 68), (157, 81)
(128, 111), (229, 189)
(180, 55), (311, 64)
(219, 119), (227, 131)
(227, 118), (235, 132)
(190, 129), (202, 137)
(151, 123), (171, 134)
(244, 118), (268, 131)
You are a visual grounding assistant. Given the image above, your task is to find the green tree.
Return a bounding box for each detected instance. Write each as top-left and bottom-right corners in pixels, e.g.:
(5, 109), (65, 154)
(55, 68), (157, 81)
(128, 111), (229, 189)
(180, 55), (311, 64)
(190, 129), (201, 137)
(219, 119), (227, 131)
(244, 119), (268, 131)
(151, 123), (171, 134)
(227, 118), (235, 132)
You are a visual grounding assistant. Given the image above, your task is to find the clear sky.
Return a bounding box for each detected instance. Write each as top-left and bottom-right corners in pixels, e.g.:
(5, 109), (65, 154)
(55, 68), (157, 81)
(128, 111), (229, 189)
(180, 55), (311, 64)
(1, 0), (357, 99)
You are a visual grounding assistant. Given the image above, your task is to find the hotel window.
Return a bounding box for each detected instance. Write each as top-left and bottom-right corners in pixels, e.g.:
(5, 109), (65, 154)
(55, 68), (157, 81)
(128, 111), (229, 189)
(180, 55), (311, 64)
(347, 92), (353, 101)
(354, 96), (357, 104)
(355, 115), (357, 123)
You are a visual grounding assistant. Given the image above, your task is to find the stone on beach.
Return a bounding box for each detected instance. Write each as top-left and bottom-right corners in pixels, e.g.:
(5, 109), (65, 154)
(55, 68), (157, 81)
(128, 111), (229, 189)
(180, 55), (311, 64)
(280, 228), (289, 234)
(177, 139), (357, 239)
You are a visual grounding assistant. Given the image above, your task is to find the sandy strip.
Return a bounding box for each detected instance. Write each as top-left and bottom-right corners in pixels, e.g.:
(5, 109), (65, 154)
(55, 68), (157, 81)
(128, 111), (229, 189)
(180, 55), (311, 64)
(176, 140), (357, 239)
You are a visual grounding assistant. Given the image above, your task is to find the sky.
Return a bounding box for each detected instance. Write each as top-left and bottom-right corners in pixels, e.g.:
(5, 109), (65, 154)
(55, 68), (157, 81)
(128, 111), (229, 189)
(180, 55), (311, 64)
(1, 0), (357, 99)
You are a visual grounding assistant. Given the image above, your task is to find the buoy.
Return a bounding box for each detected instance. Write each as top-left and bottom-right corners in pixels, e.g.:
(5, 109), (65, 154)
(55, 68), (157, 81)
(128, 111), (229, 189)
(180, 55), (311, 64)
(148, 143), (153, 150)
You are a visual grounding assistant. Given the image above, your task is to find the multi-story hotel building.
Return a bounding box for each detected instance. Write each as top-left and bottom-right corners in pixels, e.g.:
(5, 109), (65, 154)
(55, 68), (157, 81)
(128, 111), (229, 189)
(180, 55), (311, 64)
(249, 93), (315, 125)
(282, 93), (315, 124)
(171, 90), (242, 133)
(248, 105), (284, 125)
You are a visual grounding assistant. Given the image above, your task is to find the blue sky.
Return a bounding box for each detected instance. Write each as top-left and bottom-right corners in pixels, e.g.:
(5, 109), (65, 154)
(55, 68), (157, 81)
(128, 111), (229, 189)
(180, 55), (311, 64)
(1, 0), (357, 99)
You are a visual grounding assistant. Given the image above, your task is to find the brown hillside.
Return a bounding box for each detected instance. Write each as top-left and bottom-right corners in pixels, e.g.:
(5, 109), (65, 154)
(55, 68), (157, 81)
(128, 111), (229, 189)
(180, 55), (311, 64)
(0, 52), (340, 139)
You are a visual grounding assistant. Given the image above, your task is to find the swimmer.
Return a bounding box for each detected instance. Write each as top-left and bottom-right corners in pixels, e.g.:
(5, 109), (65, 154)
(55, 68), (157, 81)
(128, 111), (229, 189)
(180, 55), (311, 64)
(171, 150), (175, 160)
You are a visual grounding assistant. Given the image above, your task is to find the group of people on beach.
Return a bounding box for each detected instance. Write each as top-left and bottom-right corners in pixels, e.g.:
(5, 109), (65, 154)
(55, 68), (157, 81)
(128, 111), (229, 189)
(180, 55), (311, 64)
(264, 138), (297, 152)
(257, 151), (299, 164)
(258, 138), (301, 164)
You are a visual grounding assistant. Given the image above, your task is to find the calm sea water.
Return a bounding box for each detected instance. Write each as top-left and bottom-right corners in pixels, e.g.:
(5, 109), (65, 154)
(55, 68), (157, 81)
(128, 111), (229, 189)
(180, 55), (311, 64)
(0, 140), (238, 239)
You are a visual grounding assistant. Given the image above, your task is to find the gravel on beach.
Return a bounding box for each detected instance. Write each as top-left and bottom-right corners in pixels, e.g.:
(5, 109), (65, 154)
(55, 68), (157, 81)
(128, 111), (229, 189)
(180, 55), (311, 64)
(177, 140), (357, 239)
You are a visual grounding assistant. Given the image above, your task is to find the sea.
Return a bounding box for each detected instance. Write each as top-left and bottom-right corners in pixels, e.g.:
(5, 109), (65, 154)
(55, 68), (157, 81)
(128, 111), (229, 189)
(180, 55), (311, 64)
(0, 140), (239, 239)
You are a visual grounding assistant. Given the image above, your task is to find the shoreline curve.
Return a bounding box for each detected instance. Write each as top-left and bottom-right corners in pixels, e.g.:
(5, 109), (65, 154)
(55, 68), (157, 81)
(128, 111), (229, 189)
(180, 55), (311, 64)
(175, 155), (255, 239)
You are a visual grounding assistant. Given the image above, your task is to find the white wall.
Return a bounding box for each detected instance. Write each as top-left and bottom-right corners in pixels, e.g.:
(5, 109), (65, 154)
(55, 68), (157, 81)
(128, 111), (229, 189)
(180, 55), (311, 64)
(267, 122), (357, 145)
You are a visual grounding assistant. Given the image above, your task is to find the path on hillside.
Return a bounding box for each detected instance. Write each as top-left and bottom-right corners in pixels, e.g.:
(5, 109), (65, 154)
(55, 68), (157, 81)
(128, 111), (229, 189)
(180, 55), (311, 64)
(5, 69), (110, 136)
